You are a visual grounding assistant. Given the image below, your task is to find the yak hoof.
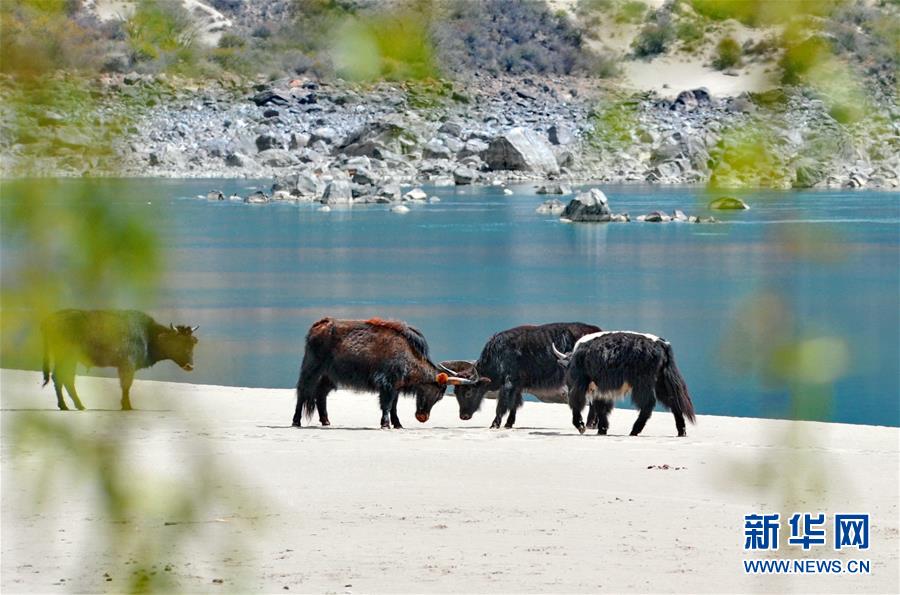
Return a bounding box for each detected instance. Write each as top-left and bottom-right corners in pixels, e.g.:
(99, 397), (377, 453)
(490, 421), (501, 429)
(598, 427), (608, 435)
(677, 430), (687, 437)
(57, 404), (69, 411)
(576, 423), (586, 435)
(320, 418), (330, 426)
(586, 421), (598, 430)
(504, 422), (515, 429)
(381, 421), (391, 429)
(392, 422), (403, 429)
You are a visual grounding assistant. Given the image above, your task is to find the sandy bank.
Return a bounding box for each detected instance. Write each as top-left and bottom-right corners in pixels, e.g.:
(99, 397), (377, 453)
(2, 368), (898, 593)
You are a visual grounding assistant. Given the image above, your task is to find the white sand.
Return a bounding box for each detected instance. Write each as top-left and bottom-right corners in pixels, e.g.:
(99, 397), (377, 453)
(2, 368), (898, 593)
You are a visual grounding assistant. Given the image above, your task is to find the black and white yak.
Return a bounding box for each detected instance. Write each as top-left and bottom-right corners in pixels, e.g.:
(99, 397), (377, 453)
(553, 331), (696, 437)
(438, 322), (604, 429)
(292, 317), (475, 429)
(41, 309), (199, 411)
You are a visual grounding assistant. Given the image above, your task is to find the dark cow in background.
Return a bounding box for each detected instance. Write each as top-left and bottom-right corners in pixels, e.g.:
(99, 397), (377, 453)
(293, 317), (475, 429)
(439, 322), (603, 429)
(42, 309), (198, 411)
(553, 331), (696, 437)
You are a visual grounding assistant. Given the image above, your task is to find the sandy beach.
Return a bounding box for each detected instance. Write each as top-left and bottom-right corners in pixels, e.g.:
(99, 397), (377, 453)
(1, 368), (898, 593)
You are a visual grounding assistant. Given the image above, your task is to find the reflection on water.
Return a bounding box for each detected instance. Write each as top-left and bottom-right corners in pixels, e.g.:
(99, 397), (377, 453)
(2, 180), (898, 426)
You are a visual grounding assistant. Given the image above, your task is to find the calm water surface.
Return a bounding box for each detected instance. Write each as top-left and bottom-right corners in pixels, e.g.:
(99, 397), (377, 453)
(3, 179), (898, 426)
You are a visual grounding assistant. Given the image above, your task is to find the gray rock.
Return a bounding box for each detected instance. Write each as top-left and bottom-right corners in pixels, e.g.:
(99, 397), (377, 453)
(228, 194), (242, 201)
(206, 190), (225, 201)
(257, 149), (294, 167)
(256, 133), (283, 152)
(536, 183), (572, 195)
(391, 204), (411, 214)
(459, 138), (489, 158)
(672, 209), (688, 221)
(644, 211), (670, 222)
(708, 196), (750, 210)
(245, 191), (269, 204)
(548, 123), (575, 146)
(403, 188), (428, 202)
(484, 127), (560, 175)
(322, 179), (353, 204)
(352, 167), (377, 185)
(289, 132), (310, 150)
(376, 184), (402, 201)
(422, 138), (452, 160)
(453, 166), (477, 185)
(251, 90), (289, 106)
(310, 126), (338, 145)
(535, 199), (566, 215)
(560, 188), (611, 222)
(438, 121), (463, 138)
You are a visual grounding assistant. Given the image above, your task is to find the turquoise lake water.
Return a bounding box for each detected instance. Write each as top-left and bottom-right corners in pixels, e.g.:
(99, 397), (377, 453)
(3, 179), (898, 426)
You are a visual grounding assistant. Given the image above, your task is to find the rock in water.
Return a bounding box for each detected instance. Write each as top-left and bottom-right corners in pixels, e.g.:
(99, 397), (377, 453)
(403, 188), (427, 202)
(245, 191), (269, 204)
(560, 188), (611, 222)
(206, 190), (225, 201)
(391, 205), (411, 214)
(708, 196), (750, 210)
(484, 127), (560, 175)
(535, 199), (566, 215)
(536, 183), (572, 195)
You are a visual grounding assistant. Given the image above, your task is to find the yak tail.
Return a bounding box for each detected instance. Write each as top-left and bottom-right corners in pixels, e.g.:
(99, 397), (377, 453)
(658, 343), (695, 424)
(41, 323), (50, 387)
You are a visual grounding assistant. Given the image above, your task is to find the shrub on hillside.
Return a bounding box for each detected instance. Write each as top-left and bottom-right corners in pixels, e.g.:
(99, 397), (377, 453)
(712, 36), (742, 70)
(632, 14), (674, 58)
(431, 0), (600, 76)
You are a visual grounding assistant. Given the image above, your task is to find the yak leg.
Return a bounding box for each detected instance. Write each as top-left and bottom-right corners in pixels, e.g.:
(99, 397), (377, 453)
(490, 382), (514, 429)
(672, 410), (687, 437)
(592, 399), (614, 435)
(629, 384), (656, 436)
(567, 376), (591, 435)
(586, 401), (599, 429)
(51, 361), (72, 411)
(314, 377), (334, 426)
(390, 397), (403, 429)
(378, 388), (398, 429)
(62, 371), (86, 411)
(503, 388), (523, 429)
(118, 366), (135, 411)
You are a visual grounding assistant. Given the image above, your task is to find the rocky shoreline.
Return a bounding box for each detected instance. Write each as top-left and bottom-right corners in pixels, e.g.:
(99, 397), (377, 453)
(2, 73), (897, 193)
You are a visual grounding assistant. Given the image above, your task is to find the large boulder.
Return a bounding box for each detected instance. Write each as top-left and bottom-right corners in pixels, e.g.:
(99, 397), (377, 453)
(322, 179), (353, 204)
(708, 196), (750, 210)
(484, 127), (560, 175)
(453, 166), (477, 185)
(422, 138), (452, 160)
(548, 123), (575, 146)
(560, 188), (612, 222)
(793, 159), (826, 188)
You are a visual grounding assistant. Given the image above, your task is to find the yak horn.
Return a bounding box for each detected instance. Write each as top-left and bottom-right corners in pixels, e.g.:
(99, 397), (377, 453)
(437, 362), (460, 375)
(190, 325), (199, 332)
(169, 323), (176, 331)
(551, 343), (571, 361)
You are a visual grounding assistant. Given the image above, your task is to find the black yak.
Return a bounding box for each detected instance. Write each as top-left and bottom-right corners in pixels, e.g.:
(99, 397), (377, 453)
(292, 317), (475, 429)
(553, 331), (696, 437)
(41, 309), (199, 411)
(438, 322), (603, 429)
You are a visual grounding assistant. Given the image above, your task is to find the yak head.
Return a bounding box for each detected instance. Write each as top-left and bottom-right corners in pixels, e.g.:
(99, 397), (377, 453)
(157, 324), (199, 371)
(413, 364), (482, 423)
(438, 360), (492, 421)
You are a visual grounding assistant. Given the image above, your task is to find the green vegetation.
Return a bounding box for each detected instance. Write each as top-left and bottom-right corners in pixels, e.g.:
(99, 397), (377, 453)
(712, 36), (742, 70)
(588, 96), (641, 147)
(632, 18), (673, 58)
(690, 0), (843, 26)
(615, 1), (647, 24)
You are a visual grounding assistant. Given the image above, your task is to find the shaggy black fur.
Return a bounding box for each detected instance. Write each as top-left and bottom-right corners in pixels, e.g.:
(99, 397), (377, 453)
(41, 309), (198, 411)
(563, 332), (696, 437)
(293, 318), (449, 429)
(443, 322), (602, 429)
